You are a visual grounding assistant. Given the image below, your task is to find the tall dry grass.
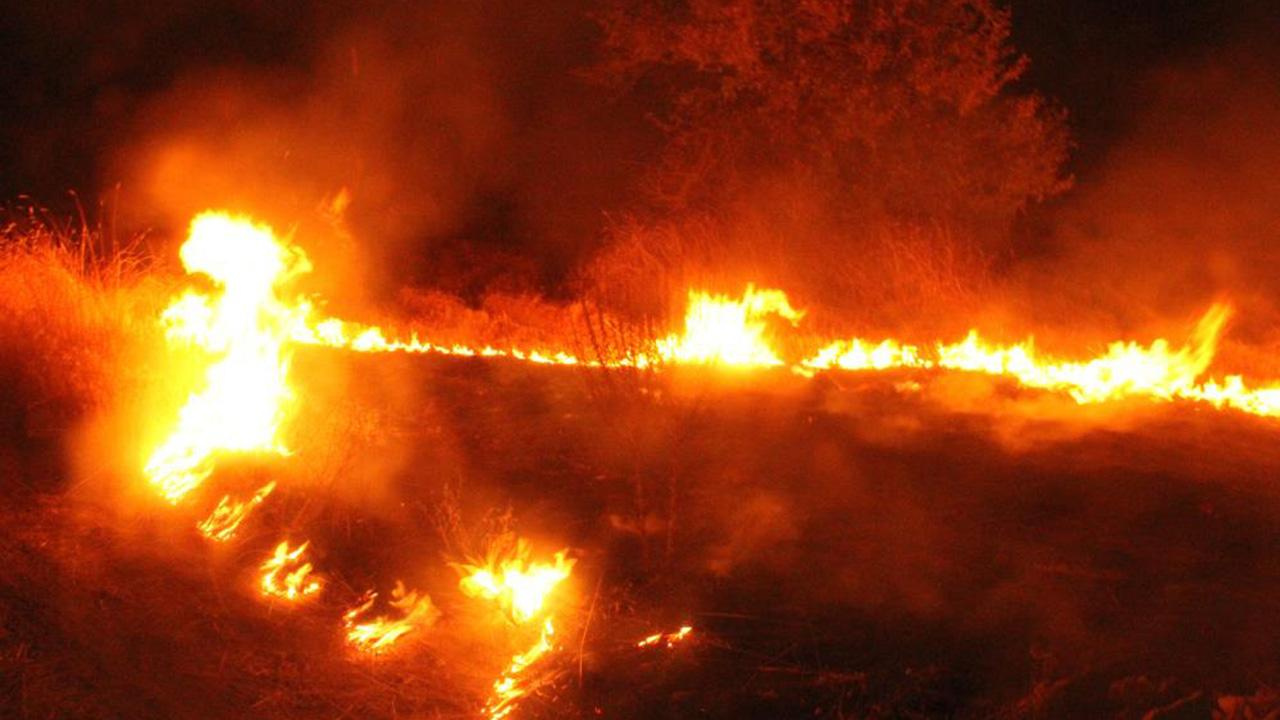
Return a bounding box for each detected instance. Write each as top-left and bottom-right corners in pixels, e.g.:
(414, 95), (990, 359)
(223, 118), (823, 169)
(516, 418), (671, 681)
(575, 215), (993, 346)
(0, 208), (165, 440)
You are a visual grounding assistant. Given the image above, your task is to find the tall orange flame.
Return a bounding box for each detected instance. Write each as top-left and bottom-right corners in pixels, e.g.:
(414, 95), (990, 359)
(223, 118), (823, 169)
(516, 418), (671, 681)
(145, 212), (310, 502)
(655, 285), (803, 367)
(457, 542), (576, 624)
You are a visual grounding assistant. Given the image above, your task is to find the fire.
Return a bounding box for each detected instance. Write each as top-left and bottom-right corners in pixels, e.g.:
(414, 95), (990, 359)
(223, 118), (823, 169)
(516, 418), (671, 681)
(343, 581), (439, 653)
(488, 619), (556, 720)
(801, 338), (930, 372)
(145, 212), (1280, 488)
(457, 541), (576, 623)
(128, 209), (1280, 716)
(935, 303), (1229, 403)
(260, 540), (323, 601)
(197, 481), (276, 542)
(798, 301), (1280, 418)
(655, 285), (803, 367)
(291, 318), (588, 367)
(456, 540), (575, 720)
(145, 212), (311, 502)
(637, 625), (693, 648)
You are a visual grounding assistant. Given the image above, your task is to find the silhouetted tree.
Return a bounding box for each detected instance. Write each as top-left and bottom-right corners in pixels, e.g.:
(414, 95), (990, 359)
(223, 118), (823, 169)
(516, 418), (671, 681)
(592, 0), (1069, 231)
(584, 0), (1071, 328)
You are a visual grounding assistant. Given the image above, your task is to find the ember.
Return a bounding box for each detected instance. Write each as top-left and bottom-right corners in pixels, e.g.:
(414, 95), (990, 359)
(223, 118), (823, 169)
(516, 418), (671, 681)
(197, 481), (276, 542)
(637, 625), (693, 649)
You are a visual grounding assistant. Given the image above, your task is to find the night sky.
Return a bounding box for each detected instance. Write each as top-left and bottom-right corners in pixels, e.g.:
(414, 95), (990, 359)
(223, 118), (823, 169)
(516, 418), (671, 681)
(0, 1), (1276, 241)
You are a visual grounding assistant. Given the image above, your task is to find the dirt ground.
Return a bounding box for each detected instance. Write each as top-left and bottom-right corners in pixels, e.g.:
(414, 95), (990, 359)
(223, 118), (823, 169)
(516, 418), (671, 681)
(3, 351), (1280, 719)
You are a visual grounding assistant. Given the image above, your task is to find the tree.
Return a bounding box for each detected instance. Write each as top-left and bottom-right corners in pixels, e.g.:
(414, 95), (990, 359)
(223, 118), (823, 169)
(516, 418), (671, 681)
(585, 0), (1071, 328)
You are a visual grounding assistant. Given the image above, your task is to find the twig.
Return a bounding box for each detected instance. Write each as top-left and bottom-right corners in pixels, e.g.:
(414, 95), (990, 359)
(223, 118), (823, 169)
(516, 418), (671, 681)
(578, 567), (605, 688)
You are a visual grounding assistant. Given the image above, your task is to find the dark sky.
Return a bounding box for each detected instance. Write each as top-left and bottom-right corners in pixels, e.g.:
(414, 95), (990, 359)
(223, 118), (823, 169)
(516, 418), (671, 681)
(1009, 0), (1273, 174)
(0, 1), (1274, 222)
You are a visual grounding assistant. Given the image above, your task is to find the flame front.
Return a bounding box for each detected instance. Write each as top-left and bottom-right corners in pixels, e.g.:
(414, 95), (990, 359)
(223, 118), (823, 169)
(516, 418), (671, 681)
(797, 301), (1280, 417)
(488, 619), (556, 720)
(145, 213), (310, 502)
(132, 210), (1280, 719)
(260, 540), (323, 601)
(145, 212), (1280, 513)
(655, 285), (803, 367)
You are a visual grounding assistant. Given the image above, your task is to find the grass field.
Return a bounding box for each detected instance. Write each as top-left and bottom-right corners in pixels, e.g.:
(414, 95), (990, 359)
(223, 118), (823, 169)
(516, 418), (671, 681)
(2, 221), (1279, 719)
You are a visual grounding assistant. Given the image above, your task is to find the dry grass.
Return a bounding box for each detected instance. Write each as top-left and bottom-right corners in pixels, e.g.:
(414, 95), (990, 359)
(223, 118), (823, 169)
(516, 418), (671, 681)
(0, 208), (165, 435)
(575, 215), (993, 345)
(1, 207), (1278, 719)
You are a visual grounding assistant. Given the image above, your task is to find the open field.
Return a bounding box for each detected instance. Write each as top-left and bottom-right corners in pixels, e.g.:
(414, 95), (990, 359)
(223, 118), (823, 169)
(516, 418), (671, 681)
(4, 330), (1280, 718)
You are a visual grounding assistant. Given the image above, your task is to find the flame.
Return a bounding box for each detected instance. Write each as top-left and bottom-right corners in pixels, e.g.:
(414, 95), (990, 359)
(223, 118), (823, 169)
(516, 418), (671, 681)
(488, 619), (556, 720)
(801, 338), (930, 372)
(197, 481), (276, 542)
(145, 212), (310, 502)
(936, 304), (1229, 403)
(132, 210), (1280, 717)
(343, 581), (438, 653)
(457, 541), (576, 624)
(655, 285), (803, 367)
(260, 540), (323, 601)
(291, 318), (589, 367)
(796, 301), (1280, 417)
(146, 213), (1280, 440)
(456, 540), (575, 720)
(637, 625), (693, 648)
(292, 276), (1280, 426)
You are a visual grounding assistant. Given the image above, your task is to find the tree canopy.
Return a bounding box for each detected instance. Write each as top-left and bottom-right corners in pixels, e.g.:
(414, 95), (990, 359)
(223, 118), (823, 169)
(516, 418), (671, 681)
(592, 0), (1070, 237)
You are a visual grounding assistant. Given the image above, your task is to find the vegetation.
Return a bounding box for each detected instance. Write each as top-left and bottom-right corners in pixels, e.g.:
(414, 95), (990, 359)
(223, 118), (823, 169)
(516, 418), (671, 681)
(0, 210), (162, 468)
(583, 0), (1070, 331)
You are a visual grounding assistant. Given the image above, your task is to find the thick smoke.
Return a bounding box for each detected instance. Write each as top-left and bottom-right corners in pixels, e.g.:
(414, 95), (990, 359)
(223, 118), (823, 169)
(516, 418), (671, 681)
(101, 1), (653, 305)
(998, 40), (1280, 374)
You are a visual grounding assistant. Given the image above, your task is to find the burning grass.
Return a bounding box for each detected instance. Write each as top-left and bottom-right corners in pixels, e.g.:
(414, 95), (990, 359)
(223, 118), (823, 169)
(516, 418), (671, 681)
(11, 350), (1280, 718)
(4, 210), (1280, 719)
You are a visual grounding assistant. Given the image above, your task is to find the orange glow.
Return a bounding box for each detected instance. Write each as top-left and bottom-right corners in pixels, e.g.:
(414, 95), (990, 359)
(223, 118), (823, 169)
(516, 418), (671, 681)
(655, 285), (802, 367)
(455, 539), (575, 720)
(144, 210), (1280, 535)
(197, 481), (275, 542)
(260, 540), (323, 602)
(343, 581), (438, 653)
(145, 212), (310, 502)
(487, 619), (556, 720)
(457, 541), (575, 624)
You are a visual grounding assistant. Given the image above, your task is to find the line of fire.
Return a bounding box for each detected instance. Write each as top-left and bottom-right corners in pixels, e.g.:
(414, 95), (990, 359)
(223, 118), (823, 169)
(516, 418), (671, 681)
(3, 1), (1280, 718)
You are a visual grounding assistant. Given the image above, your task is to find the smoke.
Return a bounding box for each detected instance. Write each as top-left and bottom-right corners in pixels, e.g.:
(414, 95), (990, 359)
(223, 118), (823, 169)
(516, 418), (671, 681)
(101, 1), (652, 305)
(999, 38), (1280, 367)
